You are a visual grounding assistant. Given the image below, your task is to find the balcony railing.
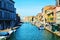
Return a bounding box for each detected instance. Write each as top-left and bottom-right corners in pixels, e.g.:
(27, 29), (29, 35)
(0, 6), (16, 13)
(10, 0), (15, 3)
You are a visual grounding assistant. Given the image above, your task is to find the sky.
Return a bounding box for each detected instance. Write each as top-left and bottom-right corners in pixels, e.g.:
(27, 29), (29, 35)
(13, 0), (56, 18)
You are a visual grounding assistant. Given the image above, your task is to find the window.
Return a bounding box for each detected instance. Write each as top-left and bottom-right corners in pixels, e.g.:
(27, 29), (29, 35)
(0, 11), (2, 18)
(6, 13), (10, 19)
(50, 18), (53, 20)
(45, 10), (47, 13)
(4, 12), (8, 19)
(4, 2), (6, 8)
(51, 12), (54, 16)
(48, 14), (50, 16)
(0, 1), (2, 7)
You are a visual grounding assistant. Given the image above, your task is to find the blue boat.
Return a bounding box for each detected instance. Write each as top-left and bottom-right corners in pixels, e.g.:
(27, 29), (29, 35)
(0, 32), (9, 36)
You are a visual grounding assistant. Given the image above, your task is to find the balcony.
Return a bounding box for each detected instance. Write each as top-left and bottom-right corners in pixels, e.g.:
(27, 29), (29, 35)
(5, 7), (16, 13)
(3, 18), (11, 21)
(10, 0), (15, 3)
(2, 15), (11, 20)
(0, 4), (15, 13)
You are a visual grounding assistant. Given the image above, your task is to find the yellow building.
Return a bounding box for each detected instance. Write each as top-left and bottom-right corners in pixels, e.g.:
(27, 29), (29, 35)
(28, 16), (34, 22)
(24, 16), (34, 22)
(23, 17), (29, 22)
(43, 5), (56, 23)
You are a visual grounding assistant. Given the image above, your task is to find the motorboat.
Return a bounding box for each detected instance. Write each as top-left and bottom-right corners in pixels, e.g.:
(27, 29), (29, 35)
(38, 26), (44, 30)
(0, 32), (9, 36)
(0, 30), (16, 40)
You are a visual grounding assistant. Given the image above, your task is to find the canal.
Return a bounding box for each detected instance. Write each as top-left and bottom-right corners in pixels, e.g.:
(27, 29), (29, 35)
(7, 22), (60, 40)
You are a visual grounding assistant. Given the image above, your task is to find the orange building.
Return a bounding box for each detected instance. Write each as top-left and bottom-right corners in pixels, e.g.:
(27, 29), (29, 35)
(43, 5), (56, 23)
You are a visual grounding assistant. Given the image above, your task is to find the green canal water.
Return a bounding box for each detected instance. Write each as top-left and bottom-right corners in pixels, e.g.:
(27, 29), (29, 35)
(7, 22), (60, 40)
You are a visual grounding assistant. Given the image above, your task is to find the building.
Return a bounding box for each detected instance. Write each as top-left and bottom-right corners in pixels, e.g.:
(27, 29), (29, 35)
(56, 0), (60, 6)
(0, 0), (16, 30)
(55, 0), (60, 24)
(43, 6), (56, 23)
(55, 7), (60, 24)
(36, 13), (43, 22)
(24, 16), (34, 22)
(15, 14), (20, 26)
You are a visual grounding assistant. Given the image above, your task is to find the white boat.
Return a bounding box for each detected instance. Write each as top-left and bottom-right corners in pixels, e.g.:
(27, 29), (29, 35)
(0, 36), (7, 40)
(0, 30), (16, 40)
(8, 30), (16, 35)
(39, 27), (44, 30)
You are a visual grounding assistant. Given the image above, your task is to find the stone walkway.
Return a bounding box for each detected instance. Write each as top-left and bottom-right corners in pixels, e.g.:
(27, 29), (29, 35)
(0, 29), (11, 32)
(0, 26), (19, 32)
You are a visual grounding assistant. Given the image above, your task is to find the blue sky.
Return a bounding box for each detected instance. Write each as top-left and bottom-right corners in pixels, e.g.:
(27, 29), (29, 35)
(13, 0), (56, 18)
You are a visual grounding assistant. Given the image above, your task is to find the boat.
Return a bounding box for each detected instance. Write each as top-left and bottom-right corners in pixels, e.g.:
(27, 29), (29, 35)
(8, 30), (16, 35)
(40, 27), (44, 30)
(0, 30), (16, 40)
(0, 36), (7, 40)
(0, 32), (9, 36)
(0, 32), (9, 40)
(38, 26), (44, 30)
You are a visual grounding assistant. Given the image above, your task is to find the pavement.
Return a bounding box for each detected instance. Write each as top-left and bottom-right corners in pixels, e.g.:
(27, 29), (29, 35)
(0, 29), (11, 32)
(0, 27), (19, 32)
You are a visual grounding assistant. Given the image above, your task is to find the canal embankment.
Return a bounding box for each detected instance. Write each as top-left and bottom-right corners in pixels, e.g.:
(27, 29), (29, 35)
(31, 22), (60, 37)
(0, 26), (20, 40)
(6, 22), (60, 40)
(0, 26), (19, 32)
(44, 27), (60, 37)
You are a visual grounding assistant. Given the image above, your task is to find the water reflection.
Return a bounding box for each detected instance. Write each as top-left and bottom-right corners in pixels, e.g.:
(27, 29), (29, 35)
(7, 22), (60, 40)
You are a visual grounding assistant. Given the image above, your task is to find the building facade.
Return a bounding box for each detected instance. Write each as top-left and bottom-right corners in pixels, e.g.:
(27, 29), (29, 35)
(55, 7), (60, 24)
(36, 13), (43, 22)
(15, 14), (20, 26)
(0, 0), (16, 30)
(56, 0), (60, 6)
(55, 0), (60, 24)
(24, 16), (34, 22)
(43, 6), (56, 23)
